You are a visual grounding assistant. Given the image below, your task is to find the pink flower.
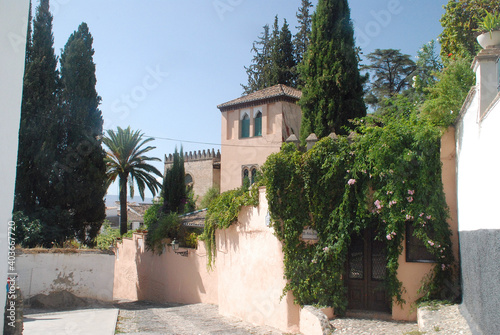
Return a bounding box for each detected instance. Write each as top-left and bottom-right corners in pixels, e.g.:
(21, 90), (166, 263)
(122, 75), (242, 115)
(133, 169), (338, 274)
(347, 179), (356, 185)
(428, 240), (435, 246)
(389, 200), (397, 207)
(441, 264), (446, 271)
(374, 200), (383, 210)
(386, 234), (392, 240)
(386, 190), (393, 195)
(407, 196), (414, 203)
(419, 213), (424, 217)
(405, 214), (414, 220)
(311, 259), (317, 264)
(408, 190), (415, 195)
(426, 215), (432, 220)
(323, 246), (329, 252)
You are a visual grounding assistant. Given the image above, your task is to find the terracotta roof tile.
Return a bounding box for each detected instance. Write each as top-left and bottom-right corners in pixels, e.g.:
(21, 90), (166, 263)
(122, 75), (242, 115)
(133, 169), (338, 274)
(217, 84), (302, 111)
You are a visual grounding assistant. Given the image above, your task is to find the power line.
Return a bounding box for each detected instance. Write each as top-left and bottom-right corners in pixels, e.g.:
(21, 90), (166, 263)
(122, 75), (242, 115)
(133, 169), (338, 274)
(143, 134), (284, 148)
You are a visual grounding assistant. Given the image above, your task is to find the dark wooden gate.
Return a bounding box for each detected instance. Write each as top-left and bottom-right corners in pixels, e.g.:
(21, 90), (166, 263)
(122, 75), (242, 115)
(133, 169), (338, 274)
(346, 228), (390, 312)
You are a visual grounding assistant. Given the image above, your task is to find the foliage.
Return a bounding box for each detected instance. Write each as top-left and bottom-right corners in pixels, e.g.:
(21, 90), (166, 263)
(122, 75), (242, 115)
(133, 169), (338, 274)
(199, 186), (220, 209)
(95, 221), (121, 250)
(103, 126), (163, 234)
(412, 40), (443, 98)
(421, 57), (475, 128)
(12, 211), (44, 248)
(439, 0), (499, 60)
(298, 0), (366, 142)
(262, 115), (454, 314)
(475, 9), (500, 37)
(241, 16), (297, 94)
(14, 0), (59, 215)
(362, 49), (416, 110)
(59, 22), (107, 245)
(144, 202), (162, 229)
(162, 147), (187, 214)
(201, 183), (260, 268)
(294, 0), (313, 68)
(145, 212), (181, 254)
(185, 232), (199, 249)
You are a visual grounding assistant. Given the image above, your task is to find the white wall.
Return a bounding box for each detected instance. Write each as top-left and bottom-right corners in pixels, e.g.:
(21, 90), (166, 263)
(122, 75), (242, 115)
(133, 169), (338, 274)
(0, 0), (30, 330)
(17, 252), (115, 301)
(456, 90), (500, 231)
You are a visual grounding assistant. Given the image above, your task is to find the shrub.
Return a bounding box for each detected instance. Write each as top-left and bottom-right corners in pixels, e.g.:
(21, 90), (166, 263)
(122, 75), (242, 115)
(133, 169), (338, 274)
(199, 186), (220, 209)
(95, 221), (120, 250)
(146, 212), (181, 254)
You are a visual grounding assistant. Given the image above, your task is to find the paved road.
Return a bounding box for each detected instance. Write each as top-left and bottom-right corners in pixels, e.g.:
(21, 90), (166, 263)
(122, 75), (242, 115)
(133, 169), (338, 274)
(114, 301), (285, 335)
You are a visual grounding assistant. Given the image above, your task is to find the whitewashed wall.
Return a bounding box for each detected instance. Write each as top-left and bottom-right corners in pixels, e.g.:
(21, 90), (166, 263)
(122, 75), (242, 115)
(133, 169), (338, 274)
(17, 251), (115, 301)
(455, 48), (500, 335)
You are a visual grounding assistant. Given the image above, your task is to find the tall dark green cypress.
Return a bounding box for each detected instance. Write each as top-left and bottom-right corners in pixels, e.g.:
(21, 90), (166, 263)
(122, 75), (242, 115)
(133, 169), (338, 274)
(59, 22), (106, 244)
(299, 0), (366, 142)
(162, 148), (186, 214)
(241, 24), (272, 94)
(15, 0), (60, 215)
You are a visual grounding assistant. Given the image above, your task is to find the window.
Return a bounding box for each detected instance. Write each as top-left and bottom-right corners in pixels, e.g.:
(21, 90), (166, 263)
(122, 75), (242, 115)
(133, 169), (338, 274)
(254, 111), (262, 136)
(241, 113), (250, 138)
(406, 223), (436, 262)
(242, 168), (249, 186)
(251, 168), (257, 184)
(185, 174), (193, 185)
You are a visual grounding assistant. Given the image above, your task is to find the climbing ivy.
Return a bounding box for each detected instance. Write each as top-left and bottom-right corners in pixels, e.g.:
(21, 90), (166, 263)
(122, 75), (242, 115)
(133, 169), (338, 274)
(201, 183), (260, 268)
(262, 114), (454, 314)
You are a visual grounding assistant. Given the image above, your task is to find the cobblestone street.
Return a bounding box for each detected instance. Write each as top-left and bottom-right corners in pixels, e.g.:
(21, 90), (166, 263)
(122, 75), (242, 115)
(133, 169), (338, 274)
(114, 301), (471, 335)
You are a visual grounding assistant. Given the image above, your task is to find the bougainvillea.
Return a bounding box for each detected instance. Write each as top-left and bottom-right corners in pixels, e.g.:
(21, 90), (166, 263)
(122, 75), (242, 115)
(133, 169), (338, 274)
(261, 114), (454, 314)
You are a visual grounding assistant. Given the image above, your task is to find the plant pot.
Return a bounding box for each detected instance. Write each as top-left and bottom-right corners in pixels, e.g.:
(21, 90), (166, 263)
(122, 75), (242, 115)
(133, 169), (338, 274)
(477, 30), (500, 49)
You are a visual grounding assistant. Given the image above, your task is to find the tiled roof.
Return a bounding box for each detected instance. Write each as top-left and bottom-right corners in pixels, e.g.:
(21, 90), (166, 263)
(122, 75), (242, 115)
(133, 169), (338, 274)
(217, 84), (302, 111)
(180, 209), (207, 228)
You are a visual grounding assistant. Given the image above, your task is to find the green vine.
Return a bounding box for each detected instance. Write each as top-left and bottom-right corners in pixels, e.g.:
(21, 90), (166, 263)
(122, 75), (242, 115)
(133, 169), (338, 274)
(201, 182), (260, 268)
(262, 114), (454, 314)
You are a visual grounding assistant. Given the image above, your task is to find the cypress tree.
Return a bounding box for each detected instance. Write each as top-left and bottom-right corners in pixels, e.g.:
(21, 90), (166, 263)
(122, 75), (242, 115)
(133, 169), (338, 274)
(59, 22), (106, 244)
(162, 148), (187, 214)
(15, 0), (60, 215)
(299, 0), (366, 142)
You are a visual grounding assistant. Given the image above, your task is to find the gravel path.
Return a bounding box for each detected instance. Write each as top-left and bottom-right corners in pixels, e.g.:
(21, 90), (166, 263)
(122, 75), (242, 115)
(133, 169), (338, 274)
(330, 317), (419, 334)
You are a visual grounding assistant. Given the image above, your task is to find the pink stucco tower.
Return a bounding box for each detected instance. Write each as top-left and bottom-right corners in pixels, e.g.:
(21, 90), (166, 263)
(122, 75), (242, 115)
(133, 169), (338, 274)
(217, 84), (302, 192)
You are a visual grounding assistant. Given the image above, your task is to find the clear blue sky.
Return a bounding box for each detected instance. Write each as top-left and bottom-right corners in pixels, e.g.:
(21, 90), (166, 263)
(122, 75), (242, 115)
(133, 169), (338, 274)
(37, 0), (448, 196)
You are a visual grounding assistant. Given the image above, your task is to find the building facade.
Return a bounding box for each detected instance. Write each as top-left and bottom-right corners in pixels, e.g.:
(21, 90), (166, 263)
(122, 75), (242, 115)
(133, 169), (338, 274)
(217, 84), (302, 192)
(164, 149), (221, 206)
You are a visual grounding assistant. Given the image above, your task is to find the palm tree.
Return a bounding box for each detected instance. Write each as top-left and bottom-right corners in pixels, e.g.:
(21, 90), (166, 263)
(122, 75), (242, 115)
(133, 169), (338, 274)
(103, 126), (162, 235)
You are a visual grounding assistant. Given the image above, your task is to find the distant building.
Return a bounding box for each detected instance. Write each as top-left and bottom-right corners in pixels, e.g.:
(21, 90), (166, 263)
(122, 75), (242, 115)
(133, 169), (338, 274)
(164, 149), (221, 206)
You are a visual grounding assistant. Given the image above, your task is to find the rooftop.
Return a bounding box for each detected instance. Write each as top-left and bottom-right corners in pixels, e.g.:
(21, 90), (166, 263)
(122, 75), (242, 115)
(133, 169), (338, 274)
(217, 84), (302, 111)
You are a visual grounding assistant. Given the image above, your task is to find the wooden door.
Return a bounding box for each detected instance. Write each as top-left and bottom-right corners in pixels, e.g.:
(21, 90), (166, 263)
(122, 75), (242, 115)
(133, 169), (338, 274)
(346, 228), (390, 312)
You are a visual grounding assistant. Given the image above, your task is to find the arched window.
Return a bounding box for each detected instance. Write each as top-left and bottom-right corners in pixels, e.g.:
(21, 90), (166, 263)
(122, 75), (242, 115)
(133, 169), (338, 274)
(254, 111), (262, 136)
(185, 174), (193, 185)
(241, 113), (250, 138)
(242, 168), (250, 186)
(251, 168), (257, 184)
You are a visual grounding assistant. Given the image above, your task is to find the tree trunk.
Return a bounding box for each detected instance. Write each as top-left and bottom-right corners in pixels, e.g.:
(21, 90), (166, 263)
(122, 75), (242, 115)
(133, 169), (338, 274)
(119, 175), (128, 235)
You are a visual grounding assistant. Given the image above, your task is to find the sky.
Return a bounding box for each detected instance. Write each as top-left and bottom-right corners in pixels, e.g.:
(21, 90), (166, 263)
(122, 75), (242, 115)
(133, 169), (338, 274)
(35, 0), (448, 196)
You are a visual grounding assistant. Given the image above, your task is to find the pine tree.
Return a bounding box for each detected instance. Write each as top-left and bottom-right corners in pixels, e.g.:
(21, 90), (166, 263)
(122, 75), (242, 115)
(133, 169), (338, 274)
(15, 0), (60, 214)
(294, 0), (313, 66)
(59, 22), (106, 244)
(162, 148), (187, 214)
(299, 0), (366, 142)
(270, 19), (296, 87)
(242, 17), (297, 94)
(241, 24), (272, 94)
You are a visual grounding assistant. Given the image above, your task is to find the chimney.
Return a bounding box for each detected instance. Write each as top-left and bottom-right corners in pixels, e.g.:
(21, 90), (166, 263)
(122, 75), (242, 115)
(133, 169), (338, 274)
(473, 47), (500, 118)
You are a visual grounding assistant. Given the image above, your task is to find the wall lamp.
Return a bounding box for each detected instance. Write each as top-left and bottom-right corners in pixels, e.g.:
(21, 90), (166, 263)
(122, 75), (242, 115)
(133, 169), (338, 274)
(171, 238), (188, 257)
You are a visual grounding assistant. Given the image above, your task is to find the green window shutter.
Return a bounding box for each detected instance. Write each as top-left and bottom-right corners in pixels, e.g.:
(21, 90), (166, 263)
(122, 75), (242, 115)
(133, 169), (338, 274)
(241, 116), (250, 138)
(254, 112), (262, 136)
